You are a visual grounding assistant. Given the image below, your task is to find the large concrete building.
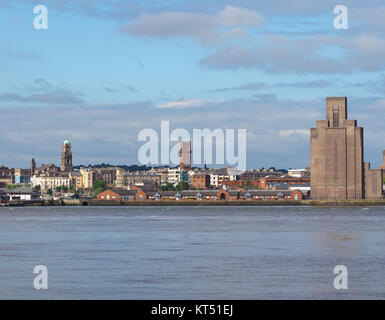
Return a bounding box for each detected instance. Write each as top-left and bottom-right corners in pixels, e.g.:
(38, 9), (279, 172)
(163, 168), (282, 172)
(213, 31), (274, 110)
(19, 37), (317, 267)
(310, 97), (364, 200)
(311, 97), (384, 200)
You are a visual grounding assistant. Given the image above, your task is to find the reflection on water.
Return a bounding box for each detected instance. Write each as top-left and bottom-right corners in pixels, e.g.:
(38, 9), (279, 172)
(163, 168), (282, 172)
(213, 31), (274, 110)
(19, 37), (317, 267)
(0, 206), (384, 299)
(313, 231), (361, 254)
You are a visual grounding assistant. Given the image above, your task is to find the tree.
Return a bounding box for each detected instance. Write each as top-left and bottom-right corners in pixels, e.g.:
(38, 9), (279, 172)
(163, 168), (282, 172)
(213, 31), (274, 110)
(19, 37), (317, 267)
(175, 180), (189, 191)
(5, 184), (21, 189)
(55, 186), (61, 192)
(47, 188), (53, 196)
(240, 179), (259, 190)
(160, 183), (175, 191)
(93, 180), (107, 196)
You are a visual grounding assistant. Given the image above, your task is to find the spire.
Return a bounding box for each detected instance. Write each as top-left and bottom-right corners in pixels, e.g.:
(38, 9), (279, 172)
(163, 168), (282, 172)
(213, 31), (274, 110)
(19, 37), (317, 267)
(64, 137), (70, 145)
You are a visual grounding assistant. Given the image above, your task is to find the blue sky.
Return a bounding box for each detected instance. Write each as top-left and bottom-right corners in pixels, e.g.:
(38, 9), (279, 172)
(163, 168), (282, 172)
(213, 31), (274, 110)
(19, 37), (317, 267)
(1, 0), (385, 169)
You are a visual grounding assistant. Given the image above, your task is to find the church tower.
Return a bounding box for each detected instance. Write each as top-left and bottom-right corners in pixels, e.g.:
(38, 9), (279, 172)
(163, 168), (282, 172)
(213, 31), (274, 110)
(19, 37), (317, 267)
(61, 138), (72, 172)
(30, 158), (36, 176)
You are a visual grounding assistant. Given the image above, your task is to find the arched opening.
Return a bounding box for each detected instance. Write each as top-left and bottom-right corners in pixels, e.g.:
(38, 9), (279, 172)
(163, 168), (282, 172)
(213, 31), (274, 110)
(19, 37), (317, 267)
(82, 201), (89, 206)
(220, 192), (226, 200)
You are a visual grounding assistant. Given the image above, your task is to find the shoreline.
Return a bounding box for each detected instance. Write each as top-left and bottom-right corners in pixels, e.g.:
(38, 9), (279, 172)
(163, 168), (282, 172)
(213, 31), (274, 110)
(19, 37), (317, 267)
(2, 199), (385, 207)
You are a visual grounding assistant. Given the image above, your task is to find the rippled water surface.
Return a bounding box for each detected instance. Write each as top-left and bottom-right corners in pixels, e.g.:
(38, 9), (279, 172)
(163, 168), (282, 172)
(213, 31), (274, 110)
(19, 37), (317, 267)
(0, 206), (384, 299)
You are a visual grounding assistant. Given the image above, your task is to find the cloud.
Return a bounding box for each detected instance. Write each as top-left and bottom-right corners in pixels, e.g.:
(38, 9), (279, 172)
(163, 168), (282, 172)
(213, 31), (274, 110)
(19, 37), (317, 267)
(103, 86), (116, 93)
(208, 80), (331, 93)
(279, 129), (309, 137)
(156, 98), (226, 109)
(103, 85), (139, 93)
(124, 85), (139, 93)
(274, 79), (332, 88)
(0, 80), (84, 104)
(0, 43), (40, 59)
(121, 5), (265, 45)
(200, 34), (385, 74)
(252, 93), (278, 101)
(349, 73), (385, 94)
(350, 7), (385, 37)
(208, 82), (266, 93)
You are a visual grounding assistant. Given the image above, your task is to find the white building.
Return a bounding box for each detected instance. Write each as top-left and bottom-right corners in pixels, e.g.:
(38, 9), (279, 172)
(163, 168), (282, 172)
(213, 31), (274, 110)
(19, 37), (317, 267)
(31, 175), (71, 193)
(288, 168), (310, 178)
(210, 168), (240, 187)
(167, 168), (180, 185)
(2, 188), (37, 201)
(288, 185), (311, 193)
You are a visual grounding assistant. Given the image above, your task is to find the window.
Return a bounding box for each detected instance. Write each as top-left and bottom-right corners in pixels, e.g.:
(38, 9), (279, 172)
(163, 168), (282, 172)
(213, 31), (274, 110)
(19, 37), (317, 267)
(332, 107), (339, 127)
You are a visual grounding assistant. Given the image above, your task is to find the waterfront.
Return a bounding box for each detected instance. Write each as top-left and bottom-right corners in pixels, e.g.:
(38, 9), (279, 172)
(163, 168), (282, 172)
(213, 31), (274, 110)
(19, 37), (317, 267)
(0, 206), (384, 299)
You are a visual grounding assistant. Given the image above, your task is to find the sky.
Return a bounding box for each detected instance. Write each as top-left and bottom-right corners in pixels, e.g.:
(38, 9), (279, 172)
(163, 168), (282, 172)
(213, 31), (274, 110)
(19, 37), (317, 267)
(1, 0), (385, 169)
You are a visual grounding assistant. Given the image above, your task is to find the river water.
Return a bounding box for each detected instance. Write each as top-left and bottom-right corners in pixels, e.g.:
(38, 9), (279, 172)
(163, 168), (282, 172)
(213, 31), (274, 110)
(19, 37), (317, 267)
(0, 206), (384, 299)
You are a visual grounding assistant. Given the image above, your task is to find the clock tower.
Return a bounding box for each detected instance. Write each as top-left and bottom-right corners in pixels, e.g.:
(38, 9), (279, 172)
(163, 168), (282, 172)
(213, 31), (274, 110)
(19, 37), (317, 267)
(61, 138), (72, 172)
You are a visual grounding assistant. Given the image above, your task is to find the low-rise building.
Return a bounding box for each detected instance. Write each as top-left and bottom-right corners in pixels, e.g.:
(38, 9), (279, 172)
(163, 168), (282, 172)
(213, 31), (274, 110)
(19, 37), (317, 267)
(0, 166), (13, 185)
(115, 170), (161, 187)
(259, 176), (310, 189)
(96, 168), (117, 186)
(96, 188), (137, 201)
(14, 168), (31, 185)
(95, 187), (306, 202)
(288, 168), (310, 178)
(210, 168), (240, 188)
(0, 189), (7, 203)
(0, 176), (13, 186)
(1, 188), (39, 201)
(31, 175), (71, 193)
(35, 164), (59, 176)
(127, 172), (161, 187)
(133, 188), (306, 201)
(148, 167), (169, 185)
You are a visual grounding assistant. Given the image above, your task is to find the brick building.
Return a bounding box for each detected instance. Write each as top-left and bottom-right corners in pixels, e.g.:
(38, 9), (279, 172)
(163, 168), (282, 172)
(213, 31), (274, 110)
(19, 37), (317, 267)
(96, 188), (137, 201)
(259, 176), (310, 189)
(192, 173), (210, 189)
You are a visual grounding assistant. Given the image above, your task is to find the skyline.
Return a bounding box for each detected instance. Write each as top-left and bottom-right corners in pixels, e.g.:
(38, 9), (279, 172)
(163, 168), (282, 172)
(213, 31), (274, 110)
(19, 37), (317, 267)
(1, 1), (385, 168)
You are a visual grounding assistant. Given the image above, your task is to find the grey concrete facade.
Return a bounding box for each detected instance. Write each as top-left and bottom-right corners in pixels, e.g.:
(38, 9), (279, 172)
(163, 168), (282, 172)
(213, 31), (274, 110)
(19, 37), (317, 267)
(310, 97), (364, 200)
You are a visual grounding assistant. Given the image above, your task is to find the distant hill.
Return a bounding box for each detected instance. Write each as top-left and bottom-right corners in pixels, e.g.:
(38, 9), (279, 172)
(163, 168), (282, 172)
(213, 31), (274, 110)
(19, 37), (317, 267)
(72, 163), (166, 171)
